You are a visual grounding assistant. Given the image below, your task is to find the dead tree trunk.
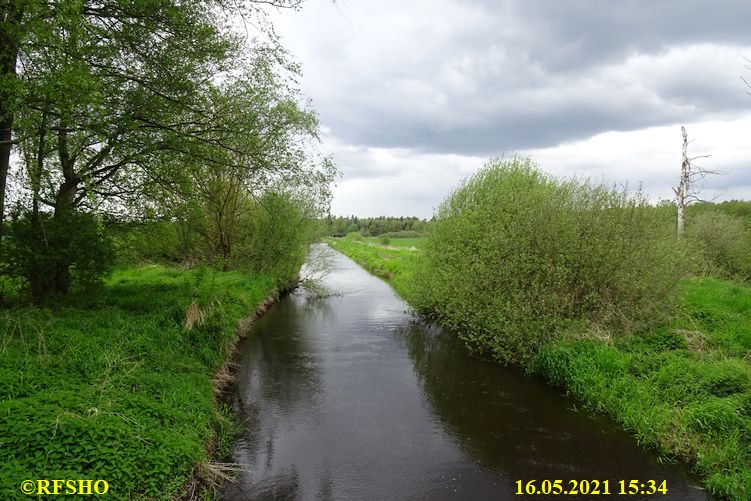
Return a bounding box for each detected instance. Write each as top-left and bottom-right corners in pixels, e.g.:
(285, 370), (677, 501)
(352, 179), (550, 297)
(673, 125), (716, 237)
(676, 126), (689, 236)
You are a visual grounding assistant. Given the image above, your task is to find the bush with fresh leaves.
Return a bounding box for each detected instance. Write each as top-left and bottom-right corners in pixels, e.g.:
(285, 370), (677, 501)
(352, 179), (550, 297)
(109, 220), (188, 265)
(230, 191), (318, 285)
(1, 211), (113, 300)
(685, 210), (751, 281)
(413, 157), (683, 365)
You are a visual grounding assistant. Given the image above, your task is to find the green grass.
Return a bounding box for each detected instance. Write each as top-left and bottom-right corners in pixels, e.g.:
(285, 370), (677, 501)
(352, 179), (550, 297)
(362, 236), (426, 249)
(327, 238), (419, 300)
(329, 240), (751, 501)
(676, 278), (751, 358)
(0, 265), (277, 500)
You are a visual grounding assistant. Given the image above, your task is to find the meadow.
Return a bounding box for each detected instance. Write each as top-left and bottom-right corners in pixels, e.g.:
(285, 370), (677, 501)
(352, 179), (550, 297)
(0, 265), (277, 500)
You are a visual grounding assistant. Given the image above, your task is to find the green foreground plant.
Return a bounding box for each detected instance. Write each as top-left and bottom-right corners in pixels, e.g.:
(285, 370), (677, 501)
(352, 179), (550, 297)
(0, 265), (277, 500)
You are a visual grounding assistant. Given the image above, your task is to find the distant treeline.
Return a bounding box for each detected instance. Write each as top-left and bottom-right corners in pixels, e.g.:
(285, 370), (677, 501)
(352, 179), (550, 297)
(687, 200), (751, 227)
(325, 200), (751, 239)
(328, 216), (428, 236)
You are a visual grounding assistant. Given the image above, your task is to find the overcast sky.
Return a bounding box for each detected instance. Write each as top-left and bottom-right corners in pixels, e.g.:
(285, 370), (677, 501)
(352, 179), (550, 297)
(271, 0), (751, 218)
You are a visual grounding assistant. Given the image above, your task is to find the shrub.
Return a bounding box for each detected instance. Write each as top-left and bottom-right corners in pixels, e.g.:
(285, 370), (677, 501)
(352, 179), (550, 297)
(379, 235), (391, 246)
(231, 191), (318, 284)
(413, 157), (683, 365)
(0, 211), (114, 300)
(685, 210), (751, 281)
(109, 221), (187, 265)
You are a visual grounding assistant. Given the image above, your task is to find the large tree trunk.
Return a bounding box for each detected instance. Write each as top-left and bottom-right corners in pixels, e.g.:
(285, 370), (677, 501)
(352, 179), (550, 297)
(52, 127), (79, 294)
(29, 115), (48, 302)
(0, 1), (25, 234)
(52, 182), (78, 295)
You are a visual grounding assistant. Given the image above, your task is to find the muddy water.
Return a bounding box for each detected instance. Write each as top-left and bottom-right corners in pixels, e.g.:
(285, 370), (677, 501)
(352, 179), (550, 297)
(222, 245), (709, 500)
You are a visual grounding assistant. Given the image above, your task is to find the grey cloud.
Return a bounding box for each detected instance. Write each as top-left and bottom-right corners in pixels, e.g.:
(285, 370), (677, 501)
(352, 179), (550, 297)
(284, 0), (751, 155)
(498, 0), (751, 70)
(271, 0), (751, 216)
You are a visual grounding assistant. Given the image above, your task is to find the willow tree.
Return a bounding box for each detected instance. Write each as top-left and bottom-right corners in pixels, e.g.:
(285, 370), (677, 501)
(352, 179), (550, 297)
(3, 0), (311, 298)
(146, 53), (335, 270)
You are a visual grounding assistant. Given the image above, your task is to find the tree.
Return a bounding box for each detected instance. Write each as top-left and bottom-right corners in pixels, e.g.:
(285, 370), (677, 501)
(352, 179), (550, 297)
(0, 0), (27, 235)
(144, 54), (335, 266)
(674, 126), (716, 236)
(2, 0), (323, 299)
(11, 0), (243, 294)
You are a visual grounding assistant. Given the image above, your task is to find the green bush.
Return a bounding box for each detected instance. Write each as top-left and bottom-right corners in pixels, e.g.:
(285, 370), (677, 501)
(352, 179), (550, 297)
(109, 221), (187, 265)
(413, 157), (683, 365)
(344, 231), (364, 241)
(379, 235), (391, 246)
(231, 191), (318, 284)
(685, 210), (751, 281)
(0, 211), (114, 300)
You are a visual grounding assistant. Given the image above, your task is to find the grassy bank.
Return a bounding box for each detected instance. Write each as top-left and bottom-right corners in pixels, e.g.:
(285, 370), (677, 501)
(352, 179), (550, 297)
(327, 237), (419, 297)
(0, 265), (277, 500)
(329, 238), (751, 500)
(361, 236), (426, 249)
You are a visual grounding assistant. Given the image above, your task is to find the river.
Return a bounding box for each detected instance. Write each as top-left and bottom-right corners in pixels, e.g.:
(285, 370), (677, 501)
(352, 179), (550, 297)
(221, 245), (710, 500)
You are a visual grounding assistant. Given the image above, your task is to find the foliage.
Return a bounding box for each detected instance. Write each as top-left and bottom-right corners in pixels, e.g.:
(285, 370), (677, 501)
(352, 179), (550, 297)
(108, 220), (187, 266)
(139, 52), (335, 276)
(3, 0), (334, 298)
(231, 191), (323, 284)
(0, 265), (277, 500)
(688, 200), (751, 229)
(411, 157), (683, 365)
(1, 211), (113, 300)
(534, 278), (751, 501)
(685, 210), (751, 281)
(328, 216), (427, 236)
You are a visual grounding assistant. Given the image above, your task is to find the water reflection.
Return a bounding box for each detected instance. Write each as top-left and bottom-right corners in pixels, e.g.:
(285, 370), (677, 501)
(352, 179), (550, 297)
(397, 322), (709, 497)
(222, 246), (710, 500)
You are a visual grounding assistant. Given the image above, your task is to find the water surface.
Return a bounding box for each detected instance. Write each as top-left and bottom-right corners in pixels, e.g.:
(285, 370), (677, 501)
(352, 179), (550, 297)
(223, 245), (709, 500)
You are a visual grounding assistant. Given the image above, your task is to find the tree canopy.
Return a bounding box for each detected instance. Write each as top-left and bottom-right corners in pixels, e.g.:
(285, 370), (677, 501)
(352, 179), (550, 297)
(1, 0), (335, 300)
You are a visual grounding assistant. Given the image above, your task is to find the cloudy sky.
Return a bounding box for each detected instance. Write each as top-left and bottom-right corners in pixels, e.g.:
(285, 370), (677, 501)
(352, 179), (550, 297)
(271, 0), (751, 218)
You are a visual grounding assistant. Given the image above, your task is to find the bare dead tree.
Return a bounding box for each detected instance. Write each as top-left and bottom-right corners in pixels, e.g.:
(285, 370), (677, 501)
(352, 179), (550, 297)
(742, 56), (751, 95)
(673, 126), (718, 236)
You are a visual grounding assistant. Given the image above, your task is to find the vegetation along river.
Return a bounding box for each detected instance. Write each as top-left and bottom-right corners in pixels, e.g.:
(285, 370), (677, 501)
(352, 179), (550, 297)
(222, 245), (710, 500)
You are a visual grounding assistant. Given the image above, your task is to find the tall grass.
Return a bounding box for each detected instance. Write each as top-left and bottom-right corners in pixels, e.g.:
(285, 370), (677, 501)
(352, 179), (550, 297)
(534, 279), (751, 500)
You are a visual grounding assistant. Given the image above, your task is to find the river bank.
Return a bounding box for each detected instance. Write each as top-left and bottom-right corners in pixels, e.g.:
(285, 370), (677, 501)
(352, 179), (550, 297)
(0, 264), (279, 500)
(222, 244), (709, 500)
(328, 238), (751, 500)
